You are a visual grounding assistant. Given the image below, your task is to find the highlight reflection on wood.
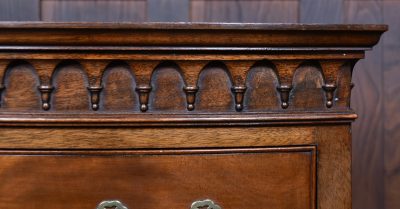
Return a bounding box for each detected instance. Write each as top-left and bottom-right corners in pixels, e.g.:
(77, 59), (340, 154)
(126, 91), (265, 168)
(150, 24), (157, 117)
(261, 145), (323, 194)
(0, 22), (386, 209)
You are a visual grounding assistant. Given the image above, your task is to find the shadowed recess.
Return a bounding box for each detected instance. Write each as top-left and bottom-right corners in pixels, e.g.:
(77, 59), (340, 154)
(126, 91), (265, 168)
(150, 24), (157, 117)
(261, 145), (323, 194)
(149, 61), (186, 111)
(100, 61), (138, 112)
(244, 60), (280, 111)
(196, 61), (234, 111)
(335, 62), (353, 109)
(290, 62), (326, 110)
(52, 60), (90, 111)
(2, 60), (41, 111)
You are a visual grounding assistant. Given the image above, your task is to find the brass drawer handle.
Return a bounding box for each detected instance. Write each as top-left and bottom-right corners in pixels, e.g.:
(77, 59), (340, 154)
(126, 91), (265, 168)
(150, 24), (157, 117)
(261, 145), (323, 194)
(191, 199), (221, 209)
(96, 199), (220, 209)
(96, 200), (128, 209)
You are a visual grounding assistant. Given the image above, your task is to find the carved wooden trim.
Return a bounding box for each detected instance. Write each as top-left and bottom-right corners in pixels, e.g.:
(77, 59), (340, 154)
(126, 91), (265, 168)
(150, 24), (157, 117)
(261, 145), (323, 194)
(322, 84), (337, 108)
(277, 84), (292, 109)
(0, 23), (386, 126)
(231, 86), (247, 111)
(0, 22), (386, 48)
(87, 86), (103, 111)
(136, 85), (152, 112)
(38, 85), (54, 111)
(183, 86), (198, 111)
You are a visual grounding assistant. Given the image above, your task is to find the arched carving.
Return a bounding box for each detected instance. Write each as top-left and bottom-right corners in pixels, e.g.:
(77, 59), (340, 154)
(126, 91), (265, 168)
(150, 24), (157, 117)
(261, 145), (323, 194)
(100, 61), (138, 111)
(51, 60), (90, 111)
(0, 58), (358, 113)
(196, 61), (235, 111)
(1, 60), (41, 110)
(244, 60), (280, 111)
(290, 61), (325, 110)
(149, 61), (186, 111)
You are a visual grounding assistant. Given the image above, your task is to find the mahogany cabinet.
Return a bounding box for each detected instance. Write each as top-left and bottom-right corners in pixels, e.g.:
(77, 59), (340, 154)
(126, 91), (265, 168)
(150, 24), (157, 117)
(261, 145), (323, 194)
(0, 23), (386, 209)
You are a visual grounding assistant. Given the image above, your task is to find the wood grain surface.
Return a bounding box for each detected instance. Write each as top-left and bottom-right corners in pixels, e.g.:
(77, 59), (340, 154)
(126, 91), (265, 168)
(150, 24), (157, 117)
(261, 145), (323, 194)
(3, 62), (41, 111)
(101, 64), (138, 111)
(383, 2), (400, 209)
(0, 126), (316, 149)
(344, 2), (385, 209)
(0, 1), (397, 209)
(0, 147), (315, 209)
(315, 125), (351, 209)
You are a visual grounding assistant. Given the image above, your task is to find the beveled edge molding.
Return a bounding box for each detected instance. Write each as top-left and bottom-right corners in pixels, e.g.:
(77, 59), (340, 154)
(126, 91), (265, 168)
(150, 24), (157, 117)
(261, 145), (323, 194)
(0, 112), (357, 127)
(0, 146), (317, 209)
(0, 145), (317, 157)
(0, 22), (387, 48)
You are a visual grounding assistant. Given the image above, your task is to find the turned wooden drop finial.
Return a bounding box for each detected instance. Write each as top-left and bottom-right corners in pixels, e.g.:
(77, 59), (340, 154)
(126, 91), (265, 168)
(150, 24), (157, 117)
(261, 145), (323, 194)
(183, 86), (198, 111)
(87, 86), (103, 111)
(38, 85), (54, 111)
(136, 85), (152, 112)
(277, 84), (292, 109)
(322, 83), (337, 108)
(231, 86), (247, 111)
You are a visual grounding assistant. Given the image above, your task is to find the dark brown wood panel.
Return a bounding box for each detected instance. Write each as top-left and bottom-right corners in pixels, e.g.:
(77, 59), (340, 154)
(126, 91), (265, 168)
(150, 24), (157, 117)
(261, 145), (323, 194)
(315, 125), (351, 209)
(52, 62), (90, 111)
(244, 62), (280, 111)
(0, 126), (316, 149)
(190, 0), (299, 23)
(383, 2), (400, 209)
(0, 4), (389, 208)
(149, 64), (187, 111)
(101, 63), (138, 111)
(41, 0), (146, 22)
(2, 62), (41, 111)
(344, 2), (385, 209)
(196, 64), (234, 111)
(0, 147), (316, 209)
(290, 64), (326, 110)
(0, 0), (40, 21)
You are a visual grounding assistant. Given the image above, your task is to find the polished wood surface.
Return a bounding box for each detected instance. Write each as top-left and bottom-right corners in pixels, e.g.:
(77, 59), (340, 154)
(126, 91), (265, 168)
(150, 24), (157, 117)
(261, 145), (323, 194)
(0, 147), (316, 209)
(0, 3), (395, 208)
(0, 22), (385, 209)
(0, 23), (386, 126)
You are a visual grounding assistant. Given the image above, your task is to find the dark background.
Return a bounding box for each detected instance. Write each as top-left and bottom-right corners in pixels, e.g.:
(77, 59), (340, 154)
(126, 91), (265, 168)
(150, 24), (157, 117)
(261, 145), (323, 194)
(0, 0), (398, 209)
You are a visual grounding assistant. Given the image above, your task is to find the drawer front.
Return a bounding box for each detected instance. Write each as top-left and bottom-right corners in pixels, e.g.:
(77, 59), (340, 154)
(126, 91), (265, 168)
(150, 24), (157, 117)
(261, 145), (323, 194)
(0, 147), (316, 209)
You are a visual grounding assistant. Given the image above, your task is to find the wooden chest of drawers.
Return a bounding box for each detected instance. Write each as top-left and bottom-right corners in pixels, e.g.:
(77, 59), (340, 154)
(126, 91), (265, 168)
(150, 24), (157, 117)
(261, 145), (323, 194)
(0, 23), (386, 209)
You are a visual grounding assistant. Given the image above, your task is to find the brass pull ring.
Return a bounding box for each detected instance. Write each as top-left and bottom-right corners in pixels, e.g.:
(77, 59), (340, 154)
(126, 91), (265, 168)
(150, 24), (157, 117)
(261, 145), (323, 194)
(191, 199), (221, 209)
(96, 200), (128, 209)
